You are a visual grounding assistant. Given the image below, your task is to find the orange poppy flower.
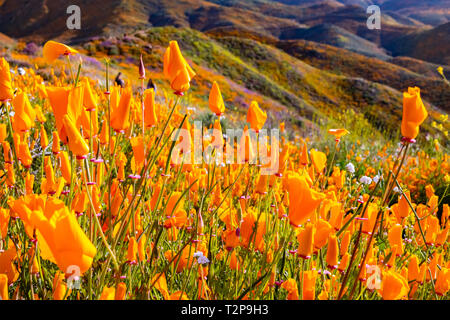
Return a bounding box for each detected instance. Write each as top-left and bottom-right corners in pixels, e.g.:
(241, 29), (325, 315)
(209, 81), (225, 116)
(286, 173), (325, 227)
(302, 270), (318, 300)
(0, 274), (8, 300)
(0, 244), (18, 283)
(12, 91), (36, 132)
(310, 149), (327, 173)
(328, 128), (349, 141)
(127, 237), (138, 263)
(81, 77), (98, 111)
(281, 278), (299, 300)
(100, 286), (116, 300)
(115, 282), (127, 300)
(111, 86), (132, 132)
(326, 234), (339, 269)
(297, 223), (314, 259)
(378, 270), (409, 300)
(401, 87), (428, 140)
(144, 88), (157, 127)
(163, 41), (196, 94)
(299, 140), (309, 166)
(246, 101), (267, 133)
(53, 272), (70, 300)
(0, 58), (14, 101)
(43, 41), (78, 63)
(29, 197), (97, 274)
(62, 114), (89, 158)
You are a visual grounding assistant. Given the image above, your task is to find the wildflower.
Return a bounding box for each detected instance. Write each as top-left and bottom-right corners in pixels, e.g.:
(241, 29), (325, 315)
(281, 278), (299, 300)
(63, 115), (89, 159)
(326, 234), (339, 269)
(111, 86), (132, 132)
(401, 87), (428, 140)
(144, 88), (157, 127)
(345, 162), (355, 174)
(28, 197), (97, 274)
(163, 41), (196, 94)
(247, 101), (267, 133)
(297, 223), (314, 259)
(435, 268), (450, 296)
(81, 77), (98, 111)
(378, 270), (409, 300)
(127, 237), (138, 264)
(193, 251), (210, 265)
(53, 272), (70, 300)
(359, 176), (372, 185)
(12, 90), (36, 132)
(302, 270), (318, 300)
(0, 58), (14, 101)
(310, 149), (327, 173)
(115, 282), (127, 300)
(209, 81), (225, 116)
(0, 274), (8, 300)
(43, 41), (78, 63)
(328, 128), (349, 142)
(286, 172), (325, 227)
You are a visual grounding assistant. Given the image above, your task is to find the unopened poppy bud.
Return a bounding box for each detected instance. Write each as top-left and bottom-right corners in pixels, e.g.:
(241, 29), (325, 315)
(139, 54), (146, 80)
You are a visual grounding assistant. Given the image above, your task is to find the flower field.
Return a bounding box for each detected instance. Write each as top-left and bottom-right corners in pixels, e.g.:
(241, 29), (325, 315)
(0, 39), (449, 301)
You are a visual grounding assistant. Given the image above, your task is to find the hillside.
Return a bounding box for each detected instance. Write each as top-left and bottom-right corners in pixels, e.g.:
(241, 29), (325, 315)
(385, 22), (450, 65)
(58, 27), (447, 138)
(0, 1), (448, 141)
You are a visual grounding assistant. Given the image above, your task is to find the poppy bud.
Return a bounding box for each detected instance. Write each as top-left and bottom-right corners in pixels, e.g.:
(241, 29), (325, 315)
(139, 54), (146, 80)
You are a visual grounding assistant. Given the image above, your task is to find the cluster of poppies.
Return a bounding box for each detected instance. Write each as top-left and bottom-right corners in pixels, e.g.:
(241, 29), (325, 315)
(0, 39), (448, 300)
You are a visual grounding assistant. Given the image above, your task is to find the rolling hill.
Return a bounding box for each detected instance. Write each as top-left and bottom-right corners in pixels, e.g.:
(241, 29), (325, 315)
(0, 0), (448, 142)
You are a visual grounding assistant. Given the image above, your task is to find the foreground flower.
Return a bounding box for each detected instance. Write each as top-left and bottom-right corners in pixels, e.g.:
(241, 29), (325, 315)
(401, 87), (428, 140)
(378, 270), (409, 300)
(20, 197), (97, 274)
(43, 41), (78, 63)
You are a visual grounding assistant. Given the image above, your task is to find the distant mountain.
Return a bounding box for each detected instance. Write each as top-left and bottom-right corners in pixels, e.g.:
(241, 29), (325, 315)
(279, 23), (390, 59)
(385, 22), (450, 65)
(381, 0), (450, 26)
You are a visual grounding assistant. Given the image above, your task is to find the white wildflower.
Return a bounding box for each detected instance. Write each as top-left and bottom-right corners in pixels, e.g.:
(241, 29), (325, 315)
(359, 176), (372, 185)
(346, 162), (355, 174)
